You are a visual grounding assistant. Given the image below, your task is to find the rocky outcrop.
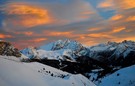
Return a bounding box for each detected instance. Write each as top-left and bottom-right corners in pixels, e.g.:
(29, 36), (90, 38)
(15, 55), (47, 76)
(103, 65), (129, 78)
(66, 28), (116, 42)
(0, 41), (21, 57)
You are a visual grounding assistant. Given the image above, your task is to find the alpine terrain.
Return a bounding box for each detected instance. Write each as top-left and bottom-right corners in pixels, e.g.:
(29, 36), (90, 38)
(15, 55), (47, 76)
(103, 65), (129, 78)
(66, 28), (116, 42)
(0, 39), (135, 86)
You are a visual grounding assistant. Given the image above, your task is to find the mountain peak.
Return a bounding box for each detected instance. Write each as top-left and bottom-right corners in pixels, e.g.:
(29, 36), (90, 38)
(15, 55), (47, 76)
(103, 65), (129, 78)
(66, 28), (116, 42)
(0, 41), (21, 57)
(39, 39), (84, 51)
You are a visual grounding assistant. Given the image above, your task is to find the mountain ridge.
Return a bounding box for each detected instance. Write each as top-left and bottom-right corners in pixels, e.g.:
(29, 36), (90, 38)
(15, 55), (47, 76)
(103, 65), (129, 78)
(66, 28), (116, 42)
(21, 39), (135, 67)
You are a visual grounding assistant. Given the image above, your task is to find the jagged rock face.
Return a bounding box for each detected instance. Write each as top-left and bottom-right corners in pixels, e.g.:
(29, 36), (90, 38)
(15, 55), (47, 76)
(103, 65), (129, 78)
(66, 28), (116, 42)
(0, 41), (21, 57)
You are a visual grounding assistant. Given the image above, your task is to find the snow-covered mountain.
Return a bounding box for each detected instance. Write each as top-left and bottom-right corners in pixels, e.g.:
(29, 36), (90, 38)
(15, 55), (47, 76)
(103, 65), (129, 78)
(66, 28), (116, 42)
(39, 39), (84, 51)
(88, 40), (135, 67)
(21, 39), (88, 61)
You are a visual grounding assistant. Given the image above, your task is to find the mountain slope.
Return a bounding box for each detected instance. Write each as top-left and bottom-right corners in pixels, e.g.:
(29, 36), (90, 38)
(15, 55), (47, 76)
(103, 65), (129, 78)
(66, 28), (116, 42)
(0, 56), (96, 86)
(99, 65), (135, 86)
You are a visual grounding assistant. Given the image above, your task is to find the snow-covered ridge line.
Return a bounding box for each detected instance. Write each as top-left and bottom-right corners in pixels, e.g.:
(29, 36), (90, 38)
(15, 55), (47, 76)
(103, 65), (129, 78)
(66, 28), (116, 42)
(21, 40), (135, 66)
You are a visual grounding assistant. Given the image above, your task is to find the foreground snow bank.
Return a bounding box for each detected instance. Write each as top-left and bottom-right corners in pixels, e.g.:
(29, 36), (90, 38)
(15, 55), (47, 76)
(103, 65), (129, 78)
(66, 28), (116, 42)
(99, 65), (135, 86)
(0, 56), (96, 86)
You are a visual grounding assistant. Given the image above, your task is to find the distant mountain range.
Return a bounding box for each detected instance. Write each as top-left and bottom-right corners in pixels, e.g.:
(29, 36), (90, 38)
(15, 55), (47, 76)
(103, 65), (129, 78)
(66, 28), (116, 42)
(21, 39), (135, 67)
(0, 39), (135, 86)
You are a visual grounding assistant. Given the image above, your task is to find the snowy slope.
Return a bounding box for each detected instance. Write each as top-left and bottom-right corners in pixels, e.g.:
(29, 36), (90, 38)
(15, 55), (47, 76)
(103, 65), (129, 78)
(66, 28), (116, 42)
(0, 56), (96, 86)
(99, 65), (135, 86)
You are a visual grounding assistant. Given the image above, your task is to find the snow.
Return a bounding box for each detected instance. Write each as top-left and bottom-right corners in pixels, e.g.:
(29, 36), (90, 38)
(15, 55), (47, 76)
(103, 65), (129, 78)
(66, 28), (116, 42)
(36, 49), (63, 60)
(99, 65), (135, 86)
(0, 56), (96, 86)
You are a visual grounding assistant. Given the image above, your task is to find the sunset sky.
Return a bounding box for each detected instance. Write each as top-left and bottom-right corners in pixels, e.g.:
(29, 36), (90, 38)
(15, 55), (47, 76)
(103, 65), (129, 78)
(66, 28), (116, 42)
(0, 0), (135, 49)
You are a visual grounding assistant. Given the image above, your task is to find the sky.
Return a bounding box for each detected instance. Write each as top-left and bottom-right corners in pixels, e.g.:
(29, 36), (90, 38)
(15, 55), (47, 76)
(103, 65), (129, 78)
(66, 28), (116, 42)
(0, 0), (135, 49)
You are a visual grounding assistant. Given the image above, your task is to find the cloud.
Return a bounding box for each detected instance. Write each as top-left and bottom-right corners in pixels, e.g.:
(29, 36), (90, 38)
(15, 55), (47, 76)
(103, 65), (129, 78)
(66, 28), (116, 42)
(97, 0), (113, 8)
(126, 16), (135, 22)
(112, 26), (126, 33)
(0, 34), (13, 39)
(1, 3), (52, 28)
(98, 0), (135, 10)
(88, 27), (101, 32)
(31, 38), (47, 42)
(118, 0), (135, 9)
(23, 32), (33, 36)
(41, 0), (98, 24)
(11, 38), (47, 49)
(43, 30), (73, 37)
(87, 33), (113, 38)
(110, 14), (123, 21)
(13, 31), (34, 36)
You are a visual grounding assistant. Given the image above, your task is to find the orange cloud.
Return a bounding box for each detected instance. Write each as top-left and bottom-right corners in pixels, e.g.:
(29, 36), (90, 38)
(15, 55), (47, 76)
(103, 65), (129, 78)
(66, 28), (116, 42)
(0, 34), (13, 38)
(80, 36), (85, 39)
(122, 0), (135, 9)
(87, 33), (113, 38)
(12, 31), (33, 36)
(12, 38), (47, 49)
(125, 29), (132, 32)
(123, 37), (135, 41)
(97, 1), (113, 8)
(32, 38), (47, 42)
(113, 37), (135, 42)
(112, 26), (126, 33)
(126, 16), (135, 22)
(3, 3), (52, 27)
(88, 28), (101, 31)
(44, 31), (73, 37)
(110, 14), (123, 21)
(82, 41), (98, 46)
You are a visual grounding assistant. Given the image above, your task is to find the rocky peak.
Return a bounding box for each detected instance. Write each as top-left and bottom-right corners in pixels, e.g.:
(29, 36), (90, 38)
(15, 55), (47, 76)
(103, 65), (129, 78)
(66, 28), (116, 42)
(0, 41), (21, 57)
(51, 39), (84, 51)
